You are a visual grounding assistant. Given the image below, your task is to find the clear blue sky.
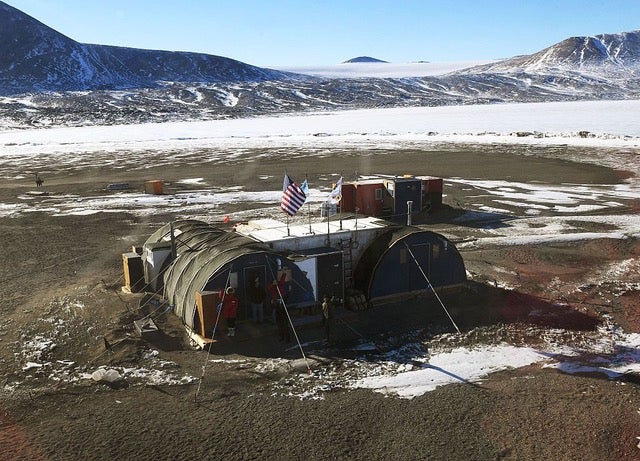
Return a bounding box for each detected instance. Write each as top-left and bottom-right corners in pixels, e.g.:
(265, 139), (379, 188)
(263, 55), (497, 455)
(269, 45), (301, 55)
(6, 0), (640, 67)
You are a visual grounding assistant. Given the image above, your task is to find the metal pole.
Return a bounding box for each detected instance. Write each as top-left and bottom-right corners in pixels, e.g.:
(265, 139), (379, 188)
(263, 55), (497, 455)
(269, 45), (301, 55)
(327, 203), (330, 244)
(403, 242), (460, 334)
(170, 222), (177, 259)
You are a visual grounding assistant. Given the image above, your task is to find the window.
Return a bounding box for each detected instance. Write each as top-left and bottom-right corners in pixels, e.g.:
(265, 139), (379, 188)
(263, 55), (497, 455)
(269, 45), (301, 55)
(399, 248), (407, 264)
(375, 188), (383, 200)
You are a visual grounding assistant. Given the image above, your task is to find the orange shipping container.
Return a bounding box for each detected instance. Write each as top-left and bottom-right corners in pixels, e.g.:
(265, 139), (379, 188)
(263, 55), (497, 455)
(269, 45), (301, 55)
(144, 180), (164, 195)
(342, 181), (386, 216)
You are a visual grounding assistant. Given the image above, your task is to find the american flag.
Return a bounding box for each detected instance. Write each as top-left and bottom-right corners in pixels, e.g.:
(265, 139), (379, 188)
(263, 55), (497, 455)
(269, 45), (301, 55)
(280, 174), (306, 216)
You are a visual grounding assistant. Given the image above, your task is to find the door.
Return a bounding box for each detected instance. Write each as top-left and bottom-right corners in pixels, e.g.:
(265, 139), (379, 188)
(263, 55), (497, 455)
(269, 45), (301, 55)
(243, 265), (267, 320)
(316, 252), (343, 302)
(408, 243), (431, 292)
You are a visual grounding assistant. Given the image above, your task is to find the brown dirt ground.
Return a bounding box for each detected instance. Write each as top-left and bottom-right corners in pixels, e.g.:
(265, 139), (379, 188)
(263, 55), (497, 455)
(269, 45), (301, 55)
(1, 144), (640, 461)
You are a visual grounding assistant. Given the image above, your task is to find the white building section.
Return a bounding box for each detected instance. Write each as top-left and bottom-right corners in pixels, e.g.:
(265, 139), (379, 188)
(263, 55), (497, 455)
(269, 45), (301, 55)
(234, 216), (390, 260)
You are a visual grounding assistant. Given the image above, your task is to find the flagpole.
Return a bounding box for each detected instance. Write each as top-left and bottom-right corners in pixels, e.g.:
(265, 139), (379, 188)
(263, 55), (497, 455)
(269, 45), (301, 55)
(327, 201), (330, 244)
(305, 174), (311, 234)
(339, 173), (343, 230)
(283, 171), (290, 236)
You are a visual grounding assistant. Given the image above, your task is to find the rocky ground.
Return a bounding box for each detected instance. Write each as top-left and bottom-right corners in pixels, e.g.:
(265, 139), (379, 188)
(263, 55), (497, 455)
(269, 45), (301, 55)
(1, 142), (639, 460)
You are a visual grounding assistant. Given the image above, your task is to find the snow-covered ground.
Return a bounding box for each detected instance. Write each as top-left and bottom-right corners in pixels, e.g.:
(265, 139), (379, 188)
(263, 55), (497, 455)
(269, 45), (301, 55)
(1, 100), (639, 163)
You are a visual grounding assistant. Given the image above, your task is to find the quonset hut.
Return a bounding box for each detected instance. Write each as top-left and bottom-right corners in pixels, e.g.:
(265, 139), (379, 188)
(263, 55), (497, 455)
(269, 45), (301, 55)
(352, 226), (466, 304)
(139, 219), (315, 338)
(126, 216), (467, 342)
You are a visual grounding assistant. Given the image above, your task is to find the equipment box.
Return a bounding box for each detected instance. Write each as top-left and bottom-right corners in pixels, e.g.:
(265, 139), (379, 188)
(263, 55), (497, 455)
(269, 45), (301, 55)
(196, 291), (222, 338)
(122, 252), (144, 292)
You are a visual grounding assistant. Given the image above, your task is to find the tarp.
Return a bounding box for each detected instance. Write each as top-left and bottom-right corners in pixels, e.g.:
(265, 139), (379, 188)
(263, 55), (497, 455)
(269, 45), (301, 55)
(143, 220), (280, 328)
(143, 219), (234, 254)
(164, 241), (277, 328)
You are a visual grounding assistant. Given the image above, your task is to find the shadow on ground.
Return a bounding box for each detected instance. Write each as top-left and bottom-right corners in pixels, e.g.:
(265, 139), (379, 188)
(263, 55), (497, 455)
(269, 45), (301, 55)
(128, 281), (601, 360)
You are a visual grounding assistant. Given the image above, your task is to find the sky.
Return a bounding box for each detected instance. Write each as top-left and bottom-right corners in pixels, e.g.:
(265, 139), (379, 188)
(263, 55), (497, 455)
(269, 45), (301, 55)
(5, 0), (640, 67)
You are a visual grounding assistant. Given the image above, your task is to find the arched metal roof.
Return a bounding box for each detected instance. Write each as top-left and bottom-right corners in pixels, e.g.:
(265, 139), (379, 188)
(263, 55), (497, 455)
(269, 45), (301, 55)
(353, 227), (466, 300)
(147, 220), (283, 328)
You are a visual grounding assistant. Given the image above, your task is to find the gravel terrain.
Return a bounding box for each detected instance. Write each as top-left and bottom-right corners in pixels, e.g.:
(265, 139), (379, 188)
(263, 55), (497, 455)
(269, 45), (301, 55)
(1, 143), (639, 461)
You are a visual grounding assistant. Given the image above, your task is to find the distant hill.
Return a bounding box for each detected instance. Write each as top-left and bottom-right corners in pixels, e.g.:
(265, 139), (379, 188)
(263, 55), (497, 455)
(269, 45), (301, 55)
(0, 0), (294, 94)
(342, 57), (388, 63)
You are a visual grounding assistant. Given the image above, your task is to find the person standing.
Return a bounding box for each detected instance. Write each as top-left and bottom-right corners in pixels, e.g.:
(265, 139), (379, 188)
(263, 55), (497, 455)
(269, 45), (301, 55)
(220, 286), (239, 337)
(248, 277), (266, 323)
(321, 295), (334, 345)
(268, 274), (290, 342)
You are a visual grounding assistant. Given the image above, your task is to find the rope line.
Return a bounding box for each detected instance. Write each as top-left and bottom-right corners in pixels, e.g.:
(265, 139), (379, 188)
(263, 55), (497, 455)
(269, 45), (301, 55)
(3, 247), (107, 283)
(265, 255), (312, 375)
(194, 267), (232, 403)
(403, 242), (461, 334)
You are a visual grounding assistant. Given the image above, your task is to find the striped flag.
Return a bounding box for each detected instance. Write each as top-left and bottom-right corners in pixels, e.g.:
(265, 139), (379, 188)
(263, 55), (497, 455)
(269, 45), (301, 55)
(280, 174), (306, 216)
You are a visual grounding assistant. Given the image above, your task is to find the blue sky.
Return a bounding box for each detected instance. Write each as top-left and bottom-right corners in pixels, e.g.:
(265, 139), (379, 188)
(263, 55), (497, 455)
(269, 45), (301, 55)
(6, 0), (640, 67)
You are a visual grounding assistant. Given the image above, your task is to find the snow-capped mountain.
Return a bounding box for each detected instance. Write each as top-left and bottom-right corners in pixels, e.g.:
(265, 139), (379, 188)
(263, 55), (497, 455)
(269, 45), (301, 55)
(0, 1), (293, 95)
(467, 31), (640, 73)
(1, 0), (639, 128)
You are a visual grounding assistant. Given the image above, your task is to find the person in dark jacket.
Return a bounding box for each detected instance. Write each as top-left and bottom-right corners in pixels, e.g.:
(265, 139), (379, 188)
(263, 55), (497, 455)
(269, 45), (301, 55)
(248, 277), (266, 323)
(321, 295), (334, 345)
(269, 274), (290, 342)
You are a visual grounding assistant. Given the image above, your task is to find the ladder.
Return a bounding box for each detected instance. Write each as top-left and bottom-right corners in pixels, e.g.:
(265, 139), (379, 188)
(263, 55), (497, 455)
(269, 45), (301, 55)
(340, 238), (353, 288)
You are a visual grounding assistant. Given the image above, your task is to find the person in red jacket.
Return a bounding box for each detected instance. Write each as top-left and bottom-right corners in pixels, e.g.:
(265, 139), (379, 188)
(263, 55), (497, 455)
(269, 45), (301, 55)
(219, 286), (239, 337)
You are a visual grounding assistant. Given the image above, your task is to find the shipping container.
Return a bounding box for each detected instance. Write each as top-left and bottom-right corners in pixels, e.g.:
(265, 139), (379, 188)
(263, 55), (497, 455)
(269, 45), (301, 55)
(418, 176), (444, 210)
(144, 180), (164, 195)
(341, 180), (386, 216)
(384, 176), (422, 221)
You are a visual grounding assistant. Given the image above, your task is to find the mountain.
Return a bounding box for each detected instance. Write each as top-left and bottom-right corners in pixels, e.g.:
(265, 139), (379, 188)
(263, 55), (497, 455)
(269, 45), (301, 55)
(0, 1), (294, 94)
(1, 0), (639, 128)
(466, 31), (640, 73)
(343, 57), (388, 63)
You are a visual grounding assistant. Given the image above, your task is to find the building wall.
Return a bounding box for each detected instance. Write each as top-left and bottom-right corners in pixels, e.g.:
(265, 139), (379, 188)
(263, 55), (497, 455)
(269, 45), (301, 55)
(387, 178), (422, 221)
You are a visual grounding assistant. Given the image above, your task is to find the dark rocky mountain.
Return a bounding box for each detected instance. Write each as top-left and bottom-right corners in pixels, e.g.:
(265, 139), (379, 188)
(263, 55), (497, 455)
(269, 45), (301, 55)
(343, 57), (388, 63)
(1, 0), (639, 128)
(0, 1), (295, 95)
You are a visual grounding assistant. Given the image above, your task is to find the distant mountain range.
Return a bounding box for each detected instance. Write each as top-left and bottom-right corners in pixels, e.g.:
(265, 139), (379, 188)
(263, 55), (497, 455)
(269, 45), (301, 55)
(0, 1), (294, 94)
(1, 0), (639, 128)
